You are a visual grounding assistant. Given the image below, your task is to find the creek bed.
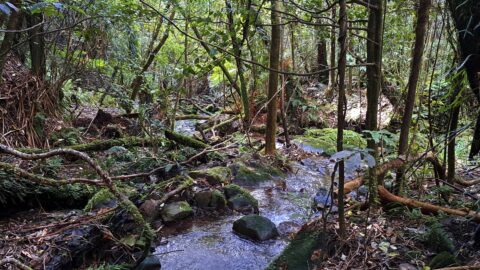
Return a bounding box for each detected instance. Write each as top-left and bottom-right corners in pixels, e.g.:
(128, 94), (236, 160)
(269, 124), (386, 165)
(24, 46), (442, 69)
(155, 157), (332, 270)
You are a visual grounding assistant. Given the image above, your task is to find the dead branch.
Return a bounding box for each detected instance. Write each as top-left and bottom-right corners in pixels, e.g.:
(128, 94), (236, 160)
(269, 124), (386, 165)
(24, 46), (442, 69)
(159, 176), (194, 204)
(0, 257), (32, 270)
(377, 186), (480, 222)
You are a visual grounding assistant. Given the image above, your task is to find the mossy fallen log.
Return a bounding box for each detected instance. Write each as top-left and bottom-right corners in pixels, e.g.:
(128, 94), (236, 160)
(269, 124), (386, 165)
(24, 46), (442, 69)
(18, 136), (166, 153)
(164, 130), (208, 149)
(0, 169), (96, 216)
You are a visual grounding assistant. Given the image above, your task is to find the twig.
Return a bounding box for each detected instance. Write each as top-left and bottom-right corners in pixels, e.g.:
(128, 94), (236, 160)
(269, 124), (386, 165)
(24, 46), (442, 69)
(0, 257), (32, 270)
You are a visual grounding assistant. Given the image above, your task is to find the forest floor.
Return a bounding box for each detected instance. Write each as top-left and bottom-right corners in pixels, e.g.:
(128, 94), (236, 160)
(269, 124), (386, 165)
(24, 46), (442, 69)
(0, 87), (479, 269)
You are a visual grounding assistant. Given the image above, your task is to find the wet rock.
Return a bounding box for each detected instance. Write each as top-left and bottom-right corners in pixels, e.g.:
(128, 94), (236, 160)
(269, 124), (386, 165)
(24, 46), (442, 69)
(189, 166), (232, 185)
(136, 255), (161, 270)
(313, 187), (332, 209)
(429, 251), (457, 269)
(228, 195), (258, 214)
(161, 201), (193, 222)
(233, 214), (278, 241)
(210, 189), (227, 209)
(223, 184), (258, 213)
(229, 161), (283, 186)
(139, 199), (160, 221)
(194, 190), (212, 208)
(193, 189), (226, 210)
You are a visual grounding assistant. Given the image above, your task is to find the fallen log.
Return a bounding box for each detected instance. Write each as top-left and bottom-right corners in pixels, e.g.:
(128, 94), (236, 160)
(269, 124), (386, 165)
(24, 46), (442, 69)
(378, 186), (480, 222)
(164, 130), (208, 149)
(17, 136), (166, 153)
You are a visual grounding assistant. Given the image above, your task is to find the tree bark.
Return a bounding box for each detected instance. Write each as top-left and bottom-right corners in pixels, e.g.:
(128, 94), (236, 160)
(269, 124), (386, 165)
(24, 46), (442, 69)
(365, 0), (384, 201)
(265, 0), (281, 155)
(26, 11), (46, 78)
(336, 0), (348, 238)
(0, 1), (22, 78)
(396, 0), (432, 193)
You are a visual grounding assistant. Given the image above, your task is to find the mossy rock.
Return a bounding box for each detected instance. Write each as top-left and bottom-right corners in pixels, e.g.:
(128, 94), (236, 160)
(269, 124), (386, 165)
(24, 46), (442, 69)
(189, 166), (231, 185)
(424, 224), (454, 253)
(210, 189), (227, 209)
(267, 230), (329, 270)
(229, 161), (284, 186)
(223, 184), (258, 212)
(161, 201), (193, 222)
(193, 189), (226, 210)
(84, 186), (138, 212)
(293, 128), (366, 155)
(429, 252), (457, 269)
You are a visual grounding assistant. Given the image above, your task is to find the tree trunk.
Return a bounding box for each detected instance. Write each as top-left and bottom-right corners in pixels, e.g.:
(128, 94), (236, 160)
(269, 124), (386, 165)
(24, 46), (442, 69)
(447, 75), (463, 182)
(26, 12), (46, 78)
(225, 0), (252, 125)
(446, 0), (480, 158)
(329, 5), (336, 87)
(396, 0), (432, 193)
(130, 11), (175, 101)
(365, 0), (384, 202)
(337, 0), (348, 238)
(265, 0), (281, 155)
(0, 1), (22, 78)
(317, 38), (329, 84)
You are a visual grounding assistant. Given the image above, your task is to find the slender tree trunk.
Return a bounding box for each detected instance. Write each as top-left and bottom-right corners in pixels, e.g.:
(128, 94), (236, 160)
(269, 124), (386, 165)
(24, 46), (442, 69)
(317, 37), (329, 84)
(265, 0), (281, 155)
(396, 0), (432, 194)
(365, 0), (384, 202)
(225, 0), (251, 125)
(130, 11), (175, 101)
(447, 75), (463, 182)
(0, 1), (22, 78)
(26, 12), (46, 78)
(329, 5), (337, 87)
(337, 0), (348, 238)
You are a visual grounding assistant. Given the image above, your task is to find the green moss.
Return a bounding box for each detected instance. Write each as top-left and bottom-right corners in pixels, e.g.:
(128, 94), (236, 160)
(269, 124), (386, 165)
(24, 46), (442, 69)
(189, 166), (231, 185)
(293, 128), (367, 155)
(231, 161), (283, 184)
(267, 230), (328, 270)
(84, 186), (138, 212)
(210, 189), (227, 209)
(429, 252), (457, 269)
(223, 184), (258, 209)
(50, 127), (81, 146)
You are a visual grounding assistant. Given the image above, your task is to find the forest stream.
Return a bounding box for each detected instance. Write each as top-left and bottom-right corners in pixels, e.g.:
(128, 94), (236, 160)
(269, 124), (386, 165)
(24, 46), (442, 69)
(156, 156), (330, 270)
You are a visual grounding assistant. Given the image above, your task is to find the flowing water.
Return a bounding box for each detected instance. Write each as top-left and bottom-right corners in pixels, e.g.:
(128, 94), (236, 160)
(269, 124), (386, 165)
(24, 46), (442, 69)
(155, 157), (332, 270)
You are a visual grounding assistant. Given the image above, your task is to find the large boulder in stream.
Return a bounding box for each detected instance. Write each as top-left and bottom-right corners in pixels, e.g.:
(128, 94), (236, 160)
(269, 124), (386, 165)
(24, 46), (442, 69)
(161, 201), (193, 222)
(293, 128), (366, 155)
(223, 184), (259, 213)
(229, 161), (284, 186)
(189, 166), (232, 185)
(233, 214), (278, 241)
